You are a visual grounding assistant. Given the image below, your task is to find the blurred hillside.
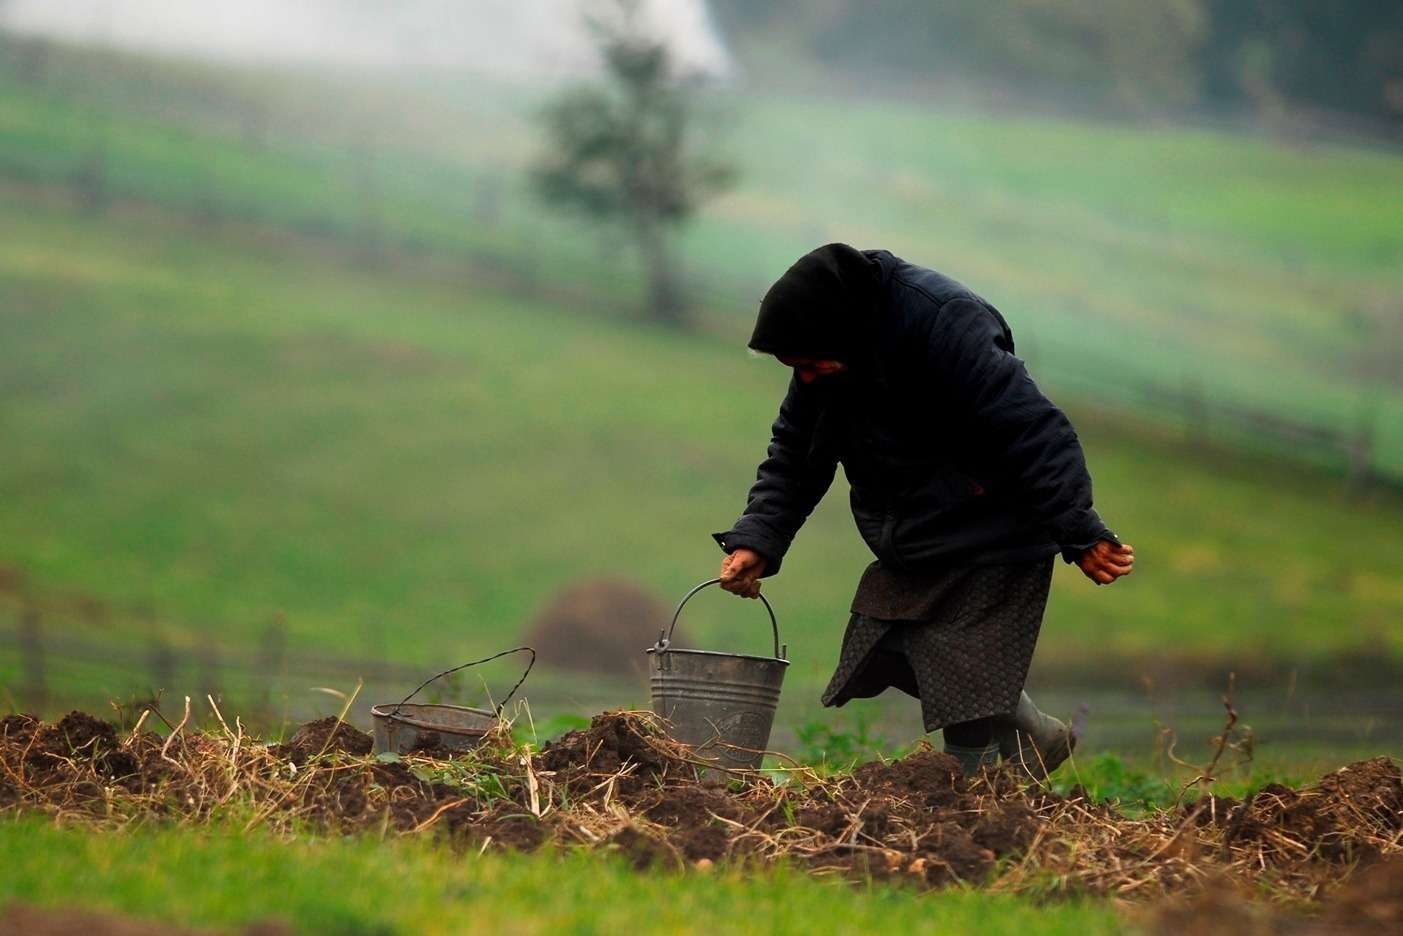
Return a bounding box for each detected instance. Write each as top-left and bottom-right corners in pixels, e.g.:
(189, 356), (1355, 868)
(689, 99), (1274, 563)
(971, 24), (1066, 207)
(4, 169), (1401, 703)
(0, 37), (1399, 479)
(0, 24), (1400, 731)
(713, 1), (1403, 136)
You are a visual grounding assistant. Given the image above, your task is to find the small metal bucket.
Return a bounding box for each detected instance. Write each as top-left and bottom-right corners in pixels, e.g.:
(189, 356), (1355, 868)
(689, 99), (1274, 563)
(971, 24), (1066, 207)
(371, 647), (534, 755)
(647, 578), (788, 770)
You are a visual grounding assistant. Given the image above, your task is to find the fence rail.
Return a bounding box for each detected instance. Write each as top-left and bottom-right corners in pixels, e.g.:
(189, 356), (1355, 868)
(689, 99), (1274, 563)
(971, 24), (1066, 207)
(1027, 353), (1387, 490)
(0, 608), (637, 728)
(0, 153), (1394, 489)
(6, 608), (1403, 755)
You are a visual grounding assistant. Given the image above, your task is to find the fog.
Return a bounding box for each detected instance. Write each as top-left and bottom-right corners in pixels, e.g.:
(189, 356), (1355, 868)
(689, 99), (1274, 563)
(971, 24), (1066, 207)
(0, 0), (732, 79)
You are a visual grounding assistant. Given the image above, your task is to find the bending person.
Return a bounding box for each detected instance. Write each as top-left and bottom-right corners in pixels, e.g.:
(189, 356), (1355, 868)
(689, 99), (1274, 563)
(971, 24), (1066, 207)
(714, 244), (1134, 777)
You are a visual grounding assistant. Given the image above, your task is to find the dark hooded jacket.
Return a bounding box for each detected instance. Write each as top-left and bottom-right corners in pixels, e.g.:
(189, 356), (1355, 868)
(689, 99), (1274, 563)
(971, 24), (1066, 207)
(715, 244), (1115, 575)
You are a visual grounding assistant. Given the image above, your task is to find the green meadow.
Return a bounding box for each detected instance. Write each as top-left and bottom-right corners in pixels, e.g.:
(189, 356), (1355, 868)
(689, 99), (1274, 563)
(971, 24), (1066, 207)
(0, 819), (1123, 935)
(1, 38), (1401, 936)
(3, 48), (1401, 471)
(1, 182), (1400, 697)
(0, 46), (1401, 709)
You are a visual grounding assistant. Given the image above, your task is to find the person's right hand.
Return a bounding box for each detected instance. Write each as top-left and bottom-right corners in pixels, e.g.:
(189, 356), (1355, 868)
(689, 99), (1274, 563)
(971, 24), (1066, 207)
(719, 548), (767, 598)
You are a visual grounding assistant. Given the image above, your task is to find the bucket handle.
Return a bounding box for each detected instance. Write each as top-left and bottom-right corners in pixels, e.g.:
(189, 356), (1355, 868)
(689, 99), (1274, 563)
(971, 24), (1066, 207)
(391, 646), (536, 717)
(659, 578), (784, 660)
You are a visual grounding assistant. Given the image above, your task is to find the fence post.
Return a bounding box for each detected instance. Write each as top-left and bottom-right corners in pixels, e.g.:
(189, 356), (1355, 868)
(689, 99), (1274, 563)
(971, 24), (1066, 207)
(1346, 401), (1377, 493)
(18, 607), (46, 711)
(198, 646), (222, 708)
(473, 173), (502, 227)
(149, 635), (175, 698)
(353, 142), (385, 265)
(73, 144), (109, 215)
(257, 617), (288, 717)
(1182, 376), (1208, 447)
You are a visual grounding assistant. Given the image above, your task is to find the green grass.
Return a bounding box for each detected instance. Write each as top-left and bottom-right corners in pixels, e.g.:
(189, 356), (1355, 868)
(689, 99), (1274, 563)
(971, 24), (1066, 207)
(1, 186), (1401, 703)
(1, 44), (1396, 936)
(1, 45), (1402, 733)
(0, 819), (1124, 935)
(3, 45), (1400, 472)
(697, 98), (1403, 469)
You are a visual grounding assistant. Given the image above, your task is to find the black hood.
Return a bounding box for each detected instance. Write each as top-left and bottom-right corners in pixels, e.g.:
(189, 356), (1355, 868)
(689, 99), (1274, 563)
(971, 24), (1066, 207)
(747, 243), (883, 361)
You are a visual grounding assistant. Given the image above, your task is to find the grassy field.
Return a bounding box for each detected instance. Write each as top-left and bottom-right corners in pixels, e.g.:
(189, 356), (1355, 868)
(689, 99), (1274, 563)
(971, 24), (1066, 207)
(0, 818), (1122, 935)
(1, 183), (1401, 702)
(2, 44), (1401, 472)
(1, 41), (1400, 936)
(1, 42), (1402, 731)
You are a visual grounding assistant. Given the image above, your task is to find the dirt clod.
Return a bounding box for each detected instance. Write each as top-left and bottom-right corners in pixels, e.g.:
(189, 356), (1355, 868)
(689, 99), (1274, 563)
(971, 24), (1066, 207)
(523, 577), (667, 676)
(538, 712), (670, 777)
(20, 711), (137, 782)
(469, 804), (550, 851)
(850, 748), (964, 808)
(673, 823), (730, 862)
(278, 717), (373, 764)
(607, 826), (680, 870)
(642, 783), (743, 826)
(1219, 757), (1403, 865)
(0, 712), (40, 741)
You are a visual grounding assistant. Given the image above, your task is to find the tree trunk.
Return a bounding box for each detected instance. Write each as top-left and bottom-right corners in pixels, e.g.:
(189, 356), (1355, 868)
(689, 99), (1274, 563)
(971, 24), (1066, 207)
(634, 215), (686, 327)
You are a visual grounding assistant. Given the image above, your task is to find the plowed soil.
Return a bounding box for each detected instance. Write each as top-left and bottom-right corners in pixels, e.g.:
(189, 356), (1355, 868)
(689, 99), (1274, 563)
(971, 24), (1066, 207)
(3, 708), (1400, 917)
(272, 716), (374, 764)
(0, 903), (289, 936)
(1148, 857), (1403, 935)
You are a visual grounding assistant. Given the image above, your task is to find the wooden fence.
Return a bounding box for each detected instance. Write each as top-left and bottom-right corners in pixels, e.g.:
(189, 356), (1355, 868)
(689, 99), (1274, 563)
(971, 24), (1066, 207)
(1027, 354), (1386, 491)
(0, 607), (631, 729)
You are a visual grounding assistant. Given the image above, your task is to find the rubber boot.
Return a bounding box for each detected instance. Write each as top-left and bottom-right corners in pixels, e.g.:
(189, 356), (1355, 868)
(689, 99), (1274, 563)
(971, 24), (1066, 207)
(996, 691), (1075, 781)
(944, 741), (1000, 777)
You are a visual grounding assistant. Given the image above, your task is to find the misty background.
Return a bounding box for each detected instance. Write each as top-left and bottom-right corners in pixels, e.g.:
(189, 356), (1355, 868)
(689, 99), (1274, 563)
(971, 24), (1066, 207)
(0, 0), (733, 76)
(0, 1), (1400, 766)
(6, 1), (1399, 129)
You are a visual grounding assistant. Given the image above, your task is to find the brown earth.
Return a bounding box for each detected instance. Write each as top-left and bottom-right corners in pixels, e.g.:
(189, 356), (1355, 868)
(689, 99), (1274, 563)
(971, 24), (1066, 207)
(272, 716), (373, 764)
(1148, 857), (1403, 935)
(0, 903), (289, 936)
(1319, 856), (1403, 932)
(2, 708), (1399, 915)
(2, 711), (139, 787)
(522, 577), (667, 676)
(0, 563), (25, 594)
(1213, 757), (1403, 866)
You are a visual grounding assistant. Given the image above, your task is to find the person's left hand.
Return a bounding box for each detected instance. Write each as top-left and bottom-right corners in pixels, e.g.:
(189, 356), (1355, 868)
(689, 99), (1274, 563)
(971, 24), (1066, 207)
(1077, 540), (1135, 585)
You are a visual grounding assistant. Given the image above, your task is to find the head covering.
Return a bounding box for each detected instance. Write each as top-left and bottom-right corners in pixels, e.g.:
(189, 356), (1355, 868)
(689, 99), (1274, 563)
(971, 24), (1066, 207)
(747, 243), (882, 361)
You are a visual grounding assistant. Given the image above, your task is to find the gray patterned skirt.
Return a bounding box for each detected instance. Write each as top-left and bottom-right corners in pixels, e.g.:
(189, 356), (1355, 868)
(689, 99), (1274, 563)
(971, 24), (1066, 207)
(820, 557), (1055, 732)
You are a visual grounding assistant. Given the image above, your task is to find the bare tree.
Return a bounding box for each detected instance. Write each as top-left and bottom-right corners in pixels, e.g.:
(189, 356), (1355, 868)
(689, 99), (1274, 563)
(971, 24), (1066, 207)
(533, 2), (735, 326)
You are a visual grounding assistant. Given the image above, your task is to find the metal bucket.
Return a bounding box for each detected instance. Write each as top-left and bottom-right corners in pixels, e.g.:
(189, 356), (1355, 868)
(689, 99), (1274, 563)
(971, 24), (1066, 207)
(647, 578), (788, 770)
(371, 646), (534, 756)
(370, 702), (499, 755)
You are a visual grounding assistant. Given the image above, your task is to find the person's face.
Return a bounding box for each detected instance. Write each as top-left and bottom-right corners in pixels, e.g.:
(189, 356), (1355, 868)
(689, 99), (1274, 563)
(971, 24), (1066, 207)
(776, 355), (848, 384)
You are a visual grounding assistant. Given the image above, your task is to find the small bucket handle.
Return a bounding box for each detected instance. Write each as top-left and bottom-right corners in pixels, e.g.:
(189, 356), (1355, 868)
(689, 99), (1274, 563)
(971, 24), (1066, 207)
(659, 578), (784, 660)
(392, 646), (536, 717)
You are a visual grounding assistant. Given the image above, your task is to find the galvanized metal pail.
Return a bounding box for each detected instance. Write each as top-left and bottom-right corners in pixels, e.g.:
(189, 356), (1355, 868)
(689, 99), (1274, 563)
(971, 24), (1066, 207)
(647, 578), (788, 770)
(370, 702), (499, 755)
(371, 646), (534, 755)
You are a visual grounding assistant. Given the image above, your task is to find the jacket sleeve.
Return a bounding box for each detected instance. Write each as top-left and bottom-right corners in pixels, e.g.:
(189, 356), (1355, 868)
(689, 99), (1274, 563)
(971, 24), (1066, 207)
(712, 376), (839, 576)
(928, 298), (1116, 562)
